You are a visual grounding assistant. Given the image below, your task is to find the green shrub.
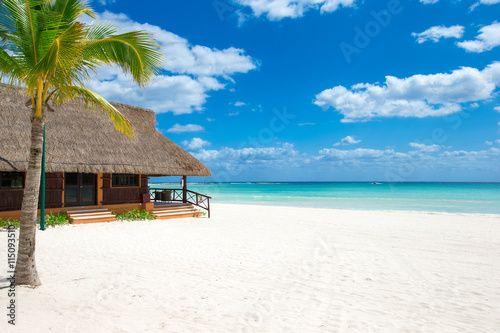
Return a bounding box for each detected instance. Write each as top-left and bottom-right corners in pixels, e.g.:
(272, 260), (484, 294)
(114, 209), (156, 221)
(44, 211), (70, 226)
(0, 218), (20, 229)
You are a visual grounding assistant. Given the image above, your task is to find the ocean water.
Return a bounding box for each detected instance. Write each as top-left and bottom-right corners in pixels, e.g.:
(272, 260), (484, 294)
(151, 182), (500, 215)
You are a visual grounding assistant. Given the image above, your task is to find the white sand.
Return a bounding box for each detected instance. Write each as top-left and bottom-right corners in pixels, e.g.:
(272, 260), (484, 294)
(1, 203), (500, 332)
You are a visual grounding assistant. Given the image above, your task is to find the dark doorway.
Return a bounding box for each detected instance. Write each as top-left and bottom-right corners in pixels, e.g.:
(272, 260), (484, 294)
(64, 173), (96, 207)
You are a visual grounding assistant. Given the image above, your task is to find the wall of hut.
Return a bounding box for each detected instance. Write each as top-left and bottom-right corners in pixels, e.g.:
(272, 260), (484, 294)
(0, 172), (63, 212)
(101, 174), (149, 205)
(0, 172), (148, 212)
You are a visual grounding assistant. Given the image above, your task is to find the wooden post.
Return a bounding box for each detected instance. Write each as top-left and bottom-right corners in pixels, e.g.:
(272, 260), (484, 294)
(182, 176), (187, 203)
(40, 124), (46, 231)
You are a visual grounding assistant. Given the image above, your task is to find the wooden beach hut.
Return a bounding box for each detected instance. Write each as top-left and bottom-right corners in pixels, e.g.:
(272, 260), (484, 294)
(0, 84), (211, 223)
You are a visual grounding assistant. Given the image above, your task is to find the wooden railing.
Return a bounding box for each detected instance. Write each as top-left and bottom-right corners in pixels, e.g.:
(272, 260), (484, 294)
(149, 188), (211, 218)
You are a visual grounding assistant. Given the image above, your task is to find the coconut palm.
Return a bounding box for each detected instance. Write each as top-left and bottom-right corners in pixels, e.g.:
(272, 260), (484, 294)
(0, 0), (163, 286)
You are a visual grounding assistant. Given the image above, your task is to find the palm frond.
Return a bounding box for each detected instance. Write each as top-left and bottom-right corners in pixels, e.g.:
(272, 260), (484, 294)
(49, 0), (96, 22)
(0, 0), (162, 138)
(0, 48), (25, 87)
(30, 21), (85, 78)
(83, 26), (163, 86)
(53, 85), (134, 137)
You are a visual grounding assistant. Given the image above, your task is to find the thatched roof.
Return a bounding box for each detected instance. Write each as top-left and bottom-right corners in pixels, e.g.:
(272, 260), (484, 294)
(0, 84), (211, 177)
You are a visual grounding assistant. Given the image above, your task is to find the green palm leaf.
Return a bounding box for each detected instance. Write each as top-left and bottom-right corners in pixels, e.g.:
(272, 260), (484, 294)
(0, 0), (163, 135)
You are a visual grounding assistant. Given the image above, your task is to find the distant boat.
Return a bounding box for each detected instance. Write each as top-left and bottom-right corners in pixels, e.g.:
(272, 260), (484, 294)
(372, 182), (381, 184)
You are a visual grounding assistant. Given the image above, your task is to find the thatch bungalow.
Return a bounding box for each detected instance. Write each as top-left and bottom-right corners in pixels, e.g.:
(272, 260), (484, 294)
(0, 84), (211, 223)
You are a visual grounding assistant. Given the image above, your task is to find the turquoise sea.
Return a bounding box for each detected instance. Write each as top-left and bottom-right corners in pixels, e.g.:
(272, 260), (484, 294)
(151, 183), (500, 215)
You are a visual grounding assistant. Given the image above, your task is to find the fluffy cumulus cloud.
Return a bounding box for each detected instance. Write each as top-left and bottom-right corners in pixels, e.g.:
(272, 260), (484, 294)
(412, 25), (464, 43)
(234, 0), (356, 20)
(314, 62), (500, 122)
(333, 136), (361, 146)
(90, 69), (223, 114)
(85, 12), (258, 114)
(495, 106), (500, 112)
(182, 138), (211, 150)
(409, 142), (442, 152)
(166, 124), (205, 134)
(457, 22), (500, 53)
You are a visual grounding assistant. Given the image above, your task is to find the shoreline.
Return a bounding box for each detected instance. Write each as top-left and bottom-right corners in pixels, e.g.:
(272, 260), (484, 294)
(210, 201), (500, 218)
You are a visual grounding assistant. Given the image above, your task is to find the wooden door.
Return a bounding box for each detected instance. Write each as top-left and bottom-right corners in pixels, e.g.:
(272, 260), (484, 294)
(64, 173), (96, 207)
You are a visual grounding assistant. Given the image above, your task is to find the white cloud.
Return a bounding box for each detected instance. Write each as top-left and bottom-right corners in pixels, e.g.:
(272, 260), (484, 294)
(333, 136), (361, 146)
(457, 22), (500, 53)
(234, 0), (356, 20)
(318, 148), (408, 161)
(314, 62), (500, 122)
(193, 143), (305, 173)
(166, 124), (205, 134)
(486, 141), (493, 145)
(412, 25), (464, 44)
(182, 138), (211, 150)
(420, 0), (439, 4)
(470, 0), (500, 10)
(85, 12), (258, 114)
(97, 12), (258, 77)
(409, 142), (442, 152)
(192, 141), (500, 180)
(494, 106), (500, 112)
(298, 122), (316, 126)
(496, 139), (500, 145)
(89, 68), (223, 114)
(440, 147), (500, 157)
(234, 101), (246, 107)
(228, 111), (240, 116)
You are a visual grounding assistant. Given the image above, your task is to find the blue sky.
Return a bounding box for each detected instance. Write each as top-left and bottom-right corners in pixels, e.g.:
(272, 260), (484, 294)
(87, 0), (500, 182)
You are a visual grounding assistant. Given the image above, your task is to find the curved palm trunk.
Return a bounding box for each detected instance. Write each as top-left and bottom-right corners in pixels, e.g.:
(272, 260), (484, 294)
(15, 117), (44, 286)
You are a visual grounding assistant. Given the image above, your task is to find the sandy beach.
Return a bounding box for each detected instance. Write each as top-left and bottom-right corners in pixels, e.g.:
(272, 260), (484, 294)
(1, 203), (500, 332)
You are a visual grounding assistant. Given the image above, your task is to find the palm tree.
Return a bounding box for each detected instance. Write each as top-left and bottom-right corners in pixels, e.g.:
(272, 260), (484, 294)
(0, 0), (163, 286)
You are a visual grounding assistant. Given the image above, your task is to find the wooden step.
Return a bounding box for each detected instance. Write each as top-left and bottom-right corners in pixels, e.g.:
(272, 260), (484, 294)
(153, 203), (192, 210)
(67, 208), (115, 224)
(71, 216), (116, 224)
(152, 203), (203, 220)
(154, 211), (202, 220)
(66, 208), (109, 214)
(153, 207), (198, 214)
(69, 211), (115, 217)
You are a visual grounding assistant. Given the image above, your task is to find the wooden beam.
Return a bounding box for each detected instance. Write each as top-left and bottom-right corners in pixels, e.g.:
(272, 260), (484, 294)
(97, 173), (103, 206)
(182, 176), (187, 203)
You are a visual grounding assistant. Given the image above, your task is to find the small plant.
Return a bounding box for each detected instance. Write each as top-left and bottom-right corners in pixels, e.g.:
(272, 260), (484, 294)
(0, 218), (20, 229)
(114, 209), (156, 221)
(44, 211), (70, 226)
